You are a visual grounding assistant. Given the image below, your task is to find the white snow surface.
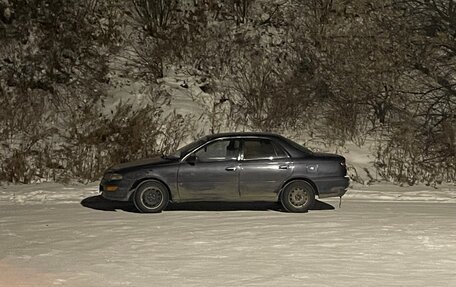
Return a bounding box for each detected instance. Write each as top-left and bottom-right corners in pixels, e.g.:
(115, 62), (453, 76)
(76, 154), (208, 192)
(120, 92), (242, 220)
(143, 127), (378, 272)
(1, 183), (456, 287)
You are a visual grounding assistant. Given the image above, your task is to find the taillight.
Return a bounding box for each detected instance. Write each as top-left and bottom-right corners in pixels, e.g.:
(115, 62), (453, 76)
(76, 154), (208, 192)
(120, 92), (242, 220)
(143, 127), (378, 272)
(340, 160), (347, 176)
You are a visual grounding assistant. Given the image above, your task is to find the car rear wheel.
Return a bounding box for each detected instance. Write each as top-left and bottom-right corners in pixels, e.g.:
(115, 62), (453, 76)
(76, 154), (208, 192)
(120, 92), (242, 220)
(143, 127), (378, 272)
(133, 181), (169, 213)
(280, 180), (315, 212)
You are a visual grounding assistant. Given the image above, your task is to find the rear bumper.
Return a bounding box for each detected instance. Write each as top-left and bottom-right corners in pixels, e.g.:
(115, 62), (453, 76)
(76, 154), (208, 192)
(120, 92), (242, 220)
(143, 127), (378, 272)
(314, 176), (349, 198)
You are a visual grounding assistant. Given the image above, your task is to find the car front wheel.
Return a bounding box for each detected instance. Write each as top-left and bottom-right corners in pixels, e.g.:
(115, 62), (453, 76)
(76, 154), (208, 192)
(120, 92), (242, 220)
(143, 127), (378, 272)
(133, 181), (169, 213)
(280, 180), (315, 213)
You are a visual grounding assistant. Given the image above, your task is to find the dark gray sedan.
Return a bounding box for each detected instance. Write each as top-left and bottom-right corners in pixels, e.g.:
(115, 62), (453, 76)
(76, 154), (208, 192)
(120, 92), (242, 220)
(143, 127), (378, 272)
(100, 132), (349, 213)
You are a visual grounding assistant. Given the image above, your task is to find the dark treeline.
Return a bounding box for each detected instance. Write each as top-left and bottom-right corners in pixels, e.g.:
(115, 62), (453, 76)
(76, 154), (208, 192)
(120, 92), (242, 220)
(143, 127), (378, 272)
(0, 0), (455, 184)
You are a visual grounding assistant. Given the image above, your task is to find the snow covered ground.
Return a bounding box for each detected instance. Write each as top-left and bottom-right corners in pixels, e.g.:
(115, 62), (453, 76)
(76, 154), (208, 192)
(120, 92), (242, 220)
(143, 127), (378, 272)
(1, 183), (455, 287)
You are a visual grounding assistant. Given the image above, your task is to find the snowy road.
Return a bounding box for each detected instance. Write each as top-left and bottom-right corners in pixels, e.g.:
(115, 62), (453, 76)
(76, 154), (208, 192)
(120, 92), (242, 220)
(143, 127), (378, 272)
(1, 194), (456, 287)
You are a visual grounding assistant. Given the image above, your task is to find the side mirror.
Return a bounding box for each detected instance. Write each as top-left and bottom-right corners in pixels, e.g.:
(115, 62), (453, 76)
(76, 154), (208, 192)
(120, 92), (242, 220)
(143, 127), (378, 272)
(186, 154), (197, 165)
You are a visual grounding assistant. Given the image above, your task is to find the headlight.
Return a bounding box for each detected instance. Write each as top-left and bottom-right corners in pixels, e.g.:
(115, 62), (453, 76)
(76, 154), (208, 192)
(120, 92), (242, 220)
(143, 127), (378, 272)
(107, 173), (123, 181)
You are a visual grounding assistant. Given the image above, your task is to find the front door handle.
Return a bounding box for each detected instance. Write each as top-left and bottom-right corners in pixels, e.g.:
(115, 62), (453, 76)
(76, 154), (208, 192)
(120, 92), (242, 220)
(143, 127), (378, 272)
(225, 167), (237, 171)
(279, 164), (289, 170)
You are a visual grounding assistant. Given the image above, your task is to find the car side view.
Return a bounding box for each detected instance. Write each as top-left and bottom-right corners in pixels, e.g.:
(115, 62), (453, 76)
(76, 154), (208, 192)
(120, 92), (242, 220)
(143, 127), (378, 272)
(100, 132), (349, 213)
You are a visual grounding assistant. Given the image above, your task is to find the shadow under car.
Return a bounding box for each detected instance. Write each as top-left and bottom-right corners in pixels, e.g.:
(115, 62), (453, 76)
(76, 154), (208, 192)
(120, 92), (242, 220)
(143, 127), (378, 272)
(81, 195), (335, 213)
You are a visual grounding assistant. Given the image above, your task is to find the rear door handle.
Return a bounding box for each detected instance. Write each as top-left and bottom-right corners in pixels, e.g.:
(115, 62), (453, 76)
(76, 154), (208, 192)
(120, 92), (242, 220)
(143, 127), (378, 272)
(279, 164), (289, 170)
(225, 167), (237, 171)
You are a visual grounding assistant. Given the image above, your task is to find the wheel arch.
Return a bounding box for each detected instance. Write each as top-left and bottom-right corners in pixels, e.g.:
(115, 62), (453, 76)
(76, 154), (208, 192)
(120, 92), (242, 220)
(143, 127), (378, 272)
(129, 178), (173, 202)
(278, 177), (319, 200)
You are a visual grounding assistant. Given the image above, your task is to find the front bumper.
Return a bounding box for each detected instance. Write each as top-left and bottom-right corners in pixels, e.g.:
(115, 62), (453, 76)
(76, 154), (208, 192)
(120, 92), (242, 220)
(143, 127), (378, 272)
(99, 179), (134, 201)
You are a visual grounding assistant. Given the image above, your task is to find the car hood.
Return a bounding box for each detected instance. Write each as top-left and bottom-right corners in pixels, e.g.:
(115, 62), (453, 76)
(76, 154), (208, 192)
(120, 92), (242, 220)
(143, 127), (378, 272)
(108, 156), (178, 172)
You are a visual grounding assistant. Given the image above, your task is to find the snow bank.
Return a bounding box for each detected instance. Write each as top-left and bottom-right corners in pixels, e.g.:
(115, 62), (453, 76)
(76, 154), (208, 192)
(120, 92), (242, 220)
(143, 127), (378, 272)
(0, 183), (99, 205)
(347, 183), (456, 203)
(1, 182), (454, 205)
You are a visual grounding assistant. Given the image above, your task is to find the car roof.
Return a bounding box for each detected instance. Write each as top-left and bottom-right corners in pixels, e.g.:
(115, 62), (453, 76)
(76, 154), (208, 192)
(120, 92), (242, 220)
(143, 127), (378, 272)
(205, 132), (282, 140)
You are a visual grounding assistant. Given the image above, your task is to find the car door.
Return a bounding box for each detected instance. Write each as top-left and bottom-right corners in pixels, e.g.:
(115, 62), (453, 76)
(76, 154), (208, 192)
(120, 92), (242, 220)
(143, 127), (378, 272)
(239, 138), (293, 200)
(177, 138), (240, 201)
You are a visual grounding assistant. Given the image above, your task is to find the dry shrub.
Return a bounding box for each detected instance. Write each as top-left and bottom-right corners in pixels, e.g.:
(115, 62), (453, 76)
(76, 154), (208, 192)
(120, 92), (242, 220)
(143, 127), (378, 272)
(0, 84), (196, 183)
(55, 101), (195, 182)
(375, 118), (456, 185)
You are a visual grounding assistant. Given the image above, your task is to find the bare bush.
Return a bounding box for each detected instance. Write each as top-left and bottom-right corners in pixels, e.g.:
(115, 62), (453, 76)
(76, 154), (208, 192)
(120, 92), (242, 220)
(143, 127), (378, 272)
(0, 89), (195, 183)
(56, 100), (195, 182)
(0, 0), (195, 183)
(1, 0), (455, 186)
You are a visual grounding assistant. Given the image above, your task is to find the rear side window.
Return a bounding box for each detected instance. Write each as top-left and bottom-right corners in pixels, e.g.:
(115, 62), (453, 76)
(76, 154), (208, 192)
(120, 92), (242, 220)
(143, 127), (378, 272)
(243, 139), (288, 160)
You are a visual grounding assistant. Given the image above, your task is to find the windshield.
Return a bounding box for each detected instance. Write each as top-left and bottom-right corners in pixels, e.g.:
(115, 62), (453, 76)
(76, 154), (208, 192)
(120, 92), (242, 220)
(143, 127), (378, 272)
(166, 136), (208, 159)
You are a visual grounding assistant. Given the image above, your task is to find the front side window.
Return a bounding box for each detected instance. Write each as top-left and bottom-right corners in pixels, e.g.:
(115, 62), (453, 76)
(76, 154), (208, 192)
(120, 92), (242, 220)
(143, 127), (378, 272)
(194, 139), (240, 162)
(243, 139), (288, 160)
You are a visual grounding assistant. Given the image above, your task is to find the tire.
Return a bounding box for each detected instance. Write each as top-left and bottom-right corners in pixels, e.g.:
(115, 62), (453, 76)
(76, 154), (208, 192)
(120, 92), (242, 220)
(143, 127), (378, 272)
(280, 180), (316, 213)
(133, 181), (169, 213)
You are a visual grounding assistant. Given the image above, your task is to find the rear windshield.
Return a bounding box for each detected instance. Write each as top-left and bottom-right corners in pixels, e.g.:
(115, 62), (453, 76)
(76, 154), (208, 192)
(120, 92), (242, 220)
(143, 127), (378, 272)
(281, 137), (313, 155)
